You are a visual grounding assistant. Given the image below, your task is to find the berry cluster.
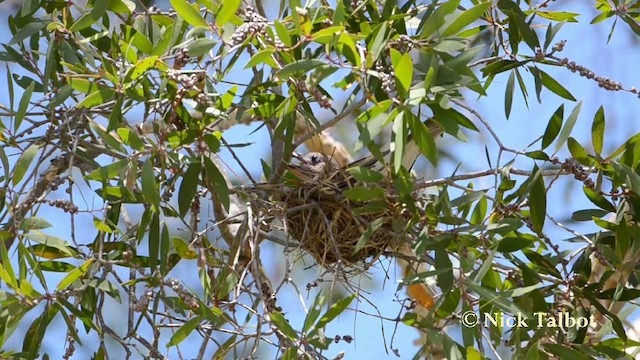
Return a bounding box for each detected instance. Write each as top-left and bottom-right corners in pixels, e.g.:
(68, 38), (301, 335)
(556, 157), (594, 189)
(391, 34), (415, 52)
(556, 57), (623, 91)
(230, 6), (267, 46)
(133, 289), (155, 312)
(376, 63), (396, 95)
(333, 334), (354, 343)
(167, 70), (209, 105)
(297, 80), (332, 108)
(589, 243), (609, 267)
(47, 199), (79, 214)
(173, 47), (190, 69)
(165, 278), (200, 310)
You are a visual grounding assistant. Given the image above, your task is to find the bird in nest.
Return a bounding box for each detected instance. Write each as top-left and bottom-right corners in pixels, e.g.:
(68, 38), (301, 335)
(286, 119), (443, 186)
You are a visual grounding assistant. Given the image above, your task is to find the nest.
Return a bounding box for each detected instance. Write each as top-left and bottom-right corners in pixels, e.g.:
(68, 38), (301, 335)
(281, 178), (406, 273)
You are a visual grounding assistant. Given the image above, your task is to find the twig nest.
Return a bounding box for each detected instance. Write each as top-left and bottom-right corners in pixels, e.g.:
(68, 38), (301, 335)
(283, 179), (403, 273)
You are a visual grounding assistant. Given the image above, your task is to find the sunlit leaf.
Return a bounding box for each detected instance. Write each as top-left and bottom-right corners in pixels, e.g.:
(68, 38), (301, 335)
(592, 106), (605, 155)
(57, 259), (94, 290)
(170, 0), (209, 28)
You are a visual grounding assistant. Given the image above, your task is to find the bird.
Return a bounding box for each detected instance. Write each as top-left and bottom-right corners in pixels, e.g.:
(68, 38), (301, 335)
(288, 120), (442, 184)
(287, 152), (342, 184)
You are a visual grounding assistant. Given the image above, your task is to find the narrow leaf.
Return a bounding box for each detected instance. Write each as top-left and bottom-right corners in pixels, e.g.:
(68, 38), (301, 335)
(592, 106), (605, 155)
(528, 166), (547, 233)
(554, 100), (582, 154)
(141, 157), (160, 210)
(13, 144), (39, 186)
(541, 104), (563, 150)
(14, 81), (35, 131)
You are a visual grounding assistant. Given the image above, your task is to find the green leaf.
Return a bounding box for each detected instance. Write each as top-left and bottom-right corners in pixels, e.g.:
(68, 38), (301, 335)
(14, 80), (35, 132)
(142, 157), (160, 211)
(538, 68), (576, 101)
(30, 245), (75, 260)
(583, 186), (615, 212)
(393, 51), (412, 93)
(470, 197), (487, 225)
(435, 246), (454, 292)
(167, 316), (201, 347)
(544, 344), (591, 360)
(481, 60), (529, 76)
(170, 0), (209, 28)
(441, 2), (491, 37)
(13, 143), (39, 186)
(612, 162), (640, 195)
(56, 259), (94, 290)
(528, 166), (547, 233)
(277, 59), (326, 78)
(407, 112), (437, 166)
(216, 0), (240, 26)
(314, 293), (356, 329)
(571, 209), (610, 221)
(541, 104), (563, 150)
(343, 187), (385, 202)
(554, 100), (582, 154)
(86, 159), (128, 181)
(20, 217), (52, 231)
(173, 237), (197, 259)
(303, 292), (326, 333)
(368, 22), (388, 62)
(421, 0), (460, 37)
(270, 312), (298, 340)
(69, 0), (109, 32)
(505, 70), (515, 119)
(534, 11), (579, 22)
(567, 137), (590, 165)
(354, 218), (385, 252)
(187, 38), (216, 57)
(450, 191), (486, 209)
(245, 48), (276, 69)
(203, 157), (230, 210)
(591, 11), (614, 25)
(8, 21), (47, 46)
(337, 32), (360, 67)
(497, 234), (535, 252)
(148, 212), (160, 270)
(274, 21), (292, 47)
(348, 166), (384, 183)
(107, 0), (135, 14)
(26, 231), (75, 257)
(126, 55), (160, 81)
(311, 26), (346, 44)
(23, 304), (57, 359)
(592, 106), (605, 155)
(525, 150), (550, 161)
(78, 87), (115, 108)
(178, 162), (201, 217)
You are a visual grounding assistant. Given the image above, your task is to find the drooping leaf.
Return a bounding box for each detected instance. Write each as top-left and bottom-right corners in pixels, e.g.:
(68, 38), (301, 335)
(528, 166), (547, 234)
(13, 144), (39, 186)
(592, 106), (605, 155)
(541, 104), (563, 150)
(141, 157), (160, 211)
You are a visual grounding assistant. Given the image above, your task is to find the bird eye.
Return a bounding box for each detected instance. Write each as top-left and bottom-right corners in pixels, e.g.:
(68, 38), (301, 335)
(310, 154), (320, 164)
